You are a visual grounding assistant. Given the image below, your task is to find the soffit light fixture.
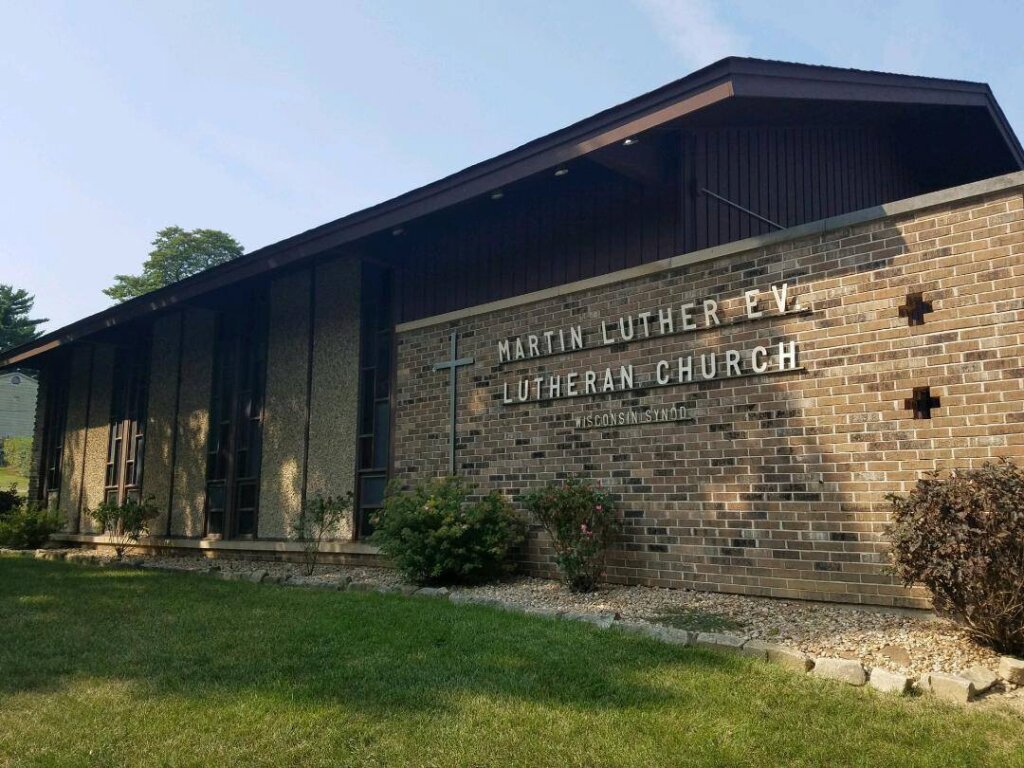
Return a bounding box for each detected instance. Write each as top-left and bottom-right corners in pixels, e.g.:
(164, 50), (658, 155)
(491, 190), (505, 200)
(622, 137), (639, 146)
(554, 167), (569, 177)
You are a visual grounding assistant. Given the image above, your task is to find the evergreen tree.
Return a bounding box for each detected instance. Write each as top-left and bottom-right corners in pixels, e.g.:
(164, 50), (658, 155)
(0, 285), (47, 353)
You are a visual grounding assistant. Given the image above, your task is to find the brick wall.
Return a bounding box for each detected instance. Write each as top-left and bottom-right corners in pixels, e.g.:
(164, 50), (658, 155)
(393, 183), (1024, 608)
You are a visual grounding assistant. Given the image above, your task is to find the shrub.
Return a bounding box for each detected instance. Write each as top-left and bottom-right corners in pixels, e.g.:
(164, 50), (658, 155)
(0, 484), (21, 518)
(89, 496), (159, 560)
(291, 492), (354, 576)
(0, 502), (63, 549)
(520, 477), (620, 592)
(1, 436), (33, 477)
(886, 459), (1024, 656)
(372, 477), (525, 586)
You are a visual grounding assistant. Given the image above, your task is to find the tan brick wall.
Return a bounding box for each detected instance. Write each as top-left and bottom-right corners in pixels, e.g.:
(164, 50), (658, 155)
(393, 185), (1024, 608)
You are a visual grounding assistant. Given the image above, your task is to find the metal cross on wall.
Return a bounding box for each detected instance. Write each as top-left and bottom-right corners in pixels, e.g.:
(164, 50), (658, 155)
(432, 329), (475, 475)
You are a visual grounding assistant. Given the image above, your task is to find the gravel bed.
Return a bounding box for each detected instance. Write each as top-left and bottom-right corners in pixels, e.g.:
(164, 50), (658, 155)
(458, 578), (1004, 680)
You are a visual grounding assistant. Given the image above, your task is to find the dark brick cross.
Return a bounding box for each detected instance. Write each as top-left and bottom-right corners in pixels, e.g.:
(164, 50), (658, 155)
(898, 292), (933, 326)
(904, 386), (940, 419)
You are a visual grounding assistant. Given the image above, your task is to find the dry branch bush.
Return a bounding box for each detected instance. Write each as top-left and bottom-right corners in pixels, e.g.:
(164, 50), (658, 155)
(89, 497), (159, 560)
(887, 459), (1024, 655)
(292, 493), (354, 576)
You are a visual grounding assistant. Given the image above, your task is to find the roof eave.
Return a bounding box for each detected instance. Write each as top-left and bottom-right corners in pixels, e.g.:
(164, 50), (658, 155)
(4, 57), (1021, 369)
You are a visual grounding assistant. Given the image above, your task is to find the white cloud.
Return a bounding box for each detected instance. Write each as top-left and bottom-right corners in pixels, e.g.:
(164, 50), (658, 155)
(633, 0), (748, 69)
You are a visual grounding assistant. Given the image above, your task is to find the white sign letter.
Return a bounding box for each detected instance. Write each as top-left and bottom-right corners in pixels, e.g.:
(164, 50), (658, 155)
(744, 289), (763, 319)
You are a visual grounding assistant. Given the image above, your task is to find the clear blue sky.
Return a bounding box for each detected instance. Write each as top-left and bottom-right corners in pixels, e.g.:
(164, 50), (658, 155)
(3, 1), (1022, 332)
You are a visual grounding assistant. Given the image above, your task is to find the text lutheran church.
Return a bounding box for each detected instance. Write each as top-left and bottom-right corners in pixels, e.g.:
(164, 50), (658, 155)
(5, 58), (1023, 608)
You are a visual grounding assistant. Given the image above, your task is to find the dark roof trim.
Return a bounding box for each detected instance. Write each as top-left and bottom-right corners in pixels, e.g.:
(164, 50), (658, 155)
(3, 56), (1021, 368)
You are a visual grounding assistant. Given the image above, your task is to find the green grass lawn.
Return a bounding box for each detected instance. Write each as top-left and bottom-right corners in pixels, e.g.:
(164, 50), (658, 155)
(1, 557), (1022, 768)
(0, 466), (27, 494)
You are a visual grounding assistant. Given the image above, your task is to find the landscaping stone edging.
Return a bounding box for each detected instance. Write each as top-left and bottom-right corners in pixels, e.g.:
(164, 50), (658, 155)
(7, 548), (1022, 708)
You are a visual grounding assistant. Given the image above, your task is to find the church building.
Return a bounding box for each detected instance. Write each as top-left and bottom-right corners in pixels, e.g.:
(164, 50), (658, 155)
(4, 58), (1023, 607)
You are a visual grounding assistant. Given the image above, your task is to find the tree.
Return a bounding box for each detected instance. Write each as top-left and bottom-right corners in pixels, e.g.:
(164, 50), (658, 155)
(0, 285), (47, 353)
(104, 226), (244, 303)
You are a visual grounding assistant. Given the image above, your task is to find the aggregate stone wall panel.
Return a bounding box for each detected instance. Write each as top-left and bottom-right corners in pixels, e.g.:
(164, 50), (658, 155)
(57, 344), (115, 533)
(58, 344), (93, 530)
(142, 313), (184, 535)
(305, 258), (361, 540)
(392, 186), (1024, 607)
(170, 308), (216, 537)
(79, 343), (115, 533)
(259, 269), (314, 539)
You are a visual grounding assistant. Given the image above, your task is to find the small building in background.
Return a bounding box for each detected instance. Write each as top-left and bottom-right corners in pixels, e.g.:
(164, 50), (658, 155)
(0, 371), (38, 439)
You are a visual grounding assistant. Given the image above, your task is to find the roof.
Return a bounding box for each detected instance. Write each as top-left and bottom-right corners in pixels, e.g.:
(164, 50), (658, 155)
(3, 56), (1022, 368)
(0, 371), (37, 384)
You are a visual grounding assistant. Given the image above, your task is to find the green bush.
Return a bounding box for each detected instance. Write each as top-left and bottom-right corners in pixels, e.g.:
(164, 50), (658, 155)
(0, 486), (62, 549)
(887, 459), (1024, 655)
(1, 436), (32, 477)
(89, 496), (159, 560)
(520, 477), (620, 592)
(292, 492), (354, 576)
(372, 477), (525, 586)
(0, 484), (21, 518)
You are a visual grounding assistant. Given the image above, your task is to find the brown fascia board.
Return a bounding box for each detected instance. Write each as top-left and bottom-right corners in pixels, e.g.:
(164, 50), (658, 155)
(727, 58), (1024, 166)
(4, 57), (1021, 368)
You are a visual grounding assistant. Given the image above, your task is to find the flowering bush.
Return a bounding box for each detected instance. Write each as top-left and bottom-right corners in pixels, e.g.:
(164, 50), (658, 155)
(520, 477), (620, 592)
(372, 477), (525, 585)
(886, 459), (1024, 655)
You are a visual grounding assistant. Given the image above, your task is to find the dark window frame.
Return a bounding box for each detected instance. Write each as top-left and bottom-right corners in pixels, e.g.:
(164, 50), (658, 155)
(355, 263), (394, 539)
(203, 286), (270, 540)
(38, 357), (70, 505)
(103, 338), (151, 506)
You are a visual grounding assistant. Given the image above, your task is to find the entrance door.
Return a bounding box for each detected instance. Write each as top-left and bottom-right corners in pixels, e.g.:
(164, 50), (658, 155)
(204, 290), (269, 539)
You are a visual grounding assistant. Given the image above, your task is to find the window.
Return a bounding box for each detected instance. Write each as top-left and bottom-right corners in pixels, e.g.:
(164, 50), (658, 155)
(39, 359), (70, 505)
(355, 263), (393, 538)
(103, 338), (151, 505)
(204, 287), (269, 539)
